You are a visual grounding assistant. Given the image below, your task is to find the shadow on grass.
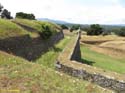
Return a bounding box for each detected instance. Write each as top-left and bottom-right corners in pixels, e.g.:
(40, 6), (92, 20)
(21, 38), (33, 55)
(53, 46), (62, 52)
(80, 58), (95, 66)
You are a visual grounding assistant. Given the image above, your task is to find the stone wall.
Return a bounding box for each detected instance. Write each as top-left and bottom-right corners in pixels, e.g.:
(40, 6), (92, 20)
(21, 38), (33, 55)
(70, 34), (81, 61)
(56, 32), (125, 92)
(0, 31), (64, 61)
(47, 30), (64, 46)
(56, 63), (125, 92)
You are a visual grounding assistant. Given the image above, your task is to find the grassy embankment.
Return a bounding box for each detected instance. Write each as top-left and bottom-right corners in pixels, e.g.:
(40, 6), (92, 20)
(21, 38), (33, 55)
(0, 19), (34, 39)
(13, 18), (61, 33)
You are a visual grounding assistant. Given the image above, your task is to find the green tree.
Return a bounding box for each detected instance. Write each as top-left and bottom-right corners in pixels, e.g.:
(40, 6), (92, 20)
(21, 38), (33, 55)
(0, 4), (13, 19)
(16, 12), (35, 20)
(0, 3), (3, 12)
(1, 9), (13, 19)
(70, 24), (80, 32)
(61, 24), (68, 30)
(71, 25), (80, 30)
(87, 24), (103, 35)
(117, 28), (125, 36)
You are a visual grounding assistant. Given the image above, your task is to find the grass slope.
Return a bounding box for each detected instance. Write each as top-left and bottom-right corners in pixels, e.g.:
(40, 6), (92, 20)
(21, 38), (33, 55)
(0, 38), (112, 93)
(81, 44), (125, 74)
(13, 18), (61, 33)
(0, 19), (33, 39)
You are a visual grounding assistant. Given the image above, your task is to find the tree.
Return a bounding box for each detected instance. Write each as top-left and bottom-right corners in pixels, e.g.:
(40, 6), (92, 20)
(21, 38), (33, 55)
(71, 25), (80, 30)
(0, 4), (13, 19)
(60, 24), (68, 29)
(16, 12), (35, 20)
(87, 24), (103, 35)
(117, 28), (125, 36)
(69, 24), (80, 32)
(0, 3), (3, 12)
(1, 9), (13, 19)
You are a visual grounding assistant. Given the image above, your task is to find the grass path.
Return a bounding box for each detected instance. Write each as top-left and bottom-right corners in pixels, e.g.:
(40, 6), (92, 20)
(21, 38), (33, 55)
(81, 44), (125, 74)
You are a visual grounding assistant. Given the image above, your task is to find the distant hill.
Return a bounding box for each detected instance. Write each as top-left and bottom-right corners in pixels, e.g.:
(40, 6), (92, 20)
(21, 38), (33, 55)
(37, 18), (71, 24)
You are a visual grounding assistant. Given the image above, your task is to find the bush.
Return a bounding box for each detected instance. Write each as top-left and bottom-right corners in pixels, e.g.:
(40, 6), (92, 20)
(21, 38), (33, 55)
(39, 24), (53, 39)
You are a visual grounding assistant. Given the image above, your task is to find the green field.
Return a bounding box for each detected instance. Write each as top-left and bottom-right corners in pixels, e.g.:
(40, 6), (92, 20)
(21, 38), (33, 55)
(81, 44), (125, 74)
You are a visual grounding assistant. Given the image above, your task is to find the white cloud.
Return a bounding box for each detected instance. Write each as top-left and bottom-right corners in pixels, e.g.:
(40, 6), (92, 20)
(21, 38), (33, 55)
(1, 0), (125, 24)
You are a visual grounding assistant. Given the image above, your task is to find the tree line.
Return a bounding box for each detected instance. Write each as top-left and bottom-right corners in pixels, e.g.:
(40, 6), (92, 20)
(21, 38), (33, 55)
(60, 23), (125, 37)
(0, 3), (35, 20)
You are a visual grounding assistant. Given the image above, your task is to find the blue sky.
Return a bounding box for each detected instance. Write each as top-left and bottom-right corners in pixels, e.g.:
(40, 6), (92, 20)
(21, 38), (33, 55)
(1, 0), (125, 24)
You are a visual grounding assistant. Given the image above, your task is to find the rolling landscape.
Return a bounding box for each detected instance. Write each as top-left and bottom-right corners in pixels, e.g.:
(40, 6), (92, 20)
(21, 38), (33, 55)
(0, 0), (125, 93)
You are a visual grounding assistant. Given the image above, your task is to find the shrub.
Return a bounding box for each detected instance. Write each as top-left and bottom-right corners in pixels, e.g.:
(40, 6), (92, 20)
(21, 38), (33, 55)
(39, 24), (52, 39)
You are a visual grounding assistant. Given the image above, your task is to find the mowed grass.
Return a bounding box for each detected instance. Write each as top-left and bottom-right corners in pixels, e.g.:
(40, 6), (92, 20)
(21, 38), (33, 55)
(0, 39), (112, 93)
(81, 44), (125, 74)
(0, 19), (34, 39)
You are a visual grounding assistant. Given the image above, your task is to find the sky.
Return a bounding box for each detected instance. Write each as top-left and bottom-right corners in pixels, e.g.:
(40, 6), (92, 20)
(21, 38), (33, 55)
(1, 0), (125, 24)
